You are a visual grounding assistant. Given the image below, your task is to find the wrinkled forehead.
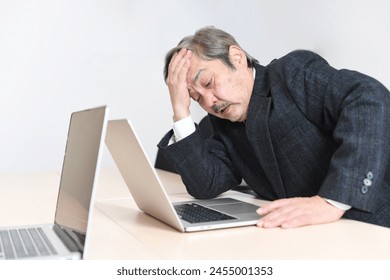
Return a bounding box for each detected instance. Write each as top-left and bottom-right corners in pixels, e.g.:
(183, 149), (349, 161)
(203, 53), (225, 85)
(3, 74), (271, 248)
(187, 55), (223, 86)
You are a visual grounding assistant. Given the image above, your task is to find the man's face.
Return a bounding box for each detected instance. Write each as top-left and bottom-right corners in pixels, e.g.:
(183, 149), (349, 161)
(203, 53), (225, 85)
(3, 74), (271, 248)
(186, 47), (254, 122)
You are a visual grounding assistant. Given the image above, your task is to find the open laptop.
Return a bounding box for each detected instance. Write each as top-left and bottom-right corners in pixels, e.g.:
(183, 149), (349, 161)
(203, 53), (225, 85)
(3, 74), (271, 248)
(105, 119), (261, 232)
(0, 106), (109, 259)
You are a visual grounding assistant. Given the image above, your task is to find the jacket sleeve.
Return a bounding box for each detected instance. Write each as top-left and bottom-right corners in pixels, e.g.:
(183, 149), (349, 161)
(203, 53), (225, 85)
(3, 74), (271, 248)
(157, 125), (241, 199)
(277, 50), (390, 212)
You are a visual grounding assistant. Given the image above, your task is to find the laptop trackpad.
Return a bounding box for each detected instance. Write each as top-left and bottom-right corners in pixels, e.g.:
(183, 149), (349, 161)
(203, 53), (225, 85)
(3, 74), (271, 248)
(210, 202), (259, 214)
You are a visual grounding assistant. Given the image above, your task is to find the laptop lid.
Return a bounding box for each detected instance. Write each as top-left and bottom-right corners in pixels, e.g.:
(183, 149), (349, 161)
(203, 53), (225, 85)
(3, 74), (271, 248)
(105, 119), (184, 231)
(105, 119), (260, 233)
(54, 106), (109, 255)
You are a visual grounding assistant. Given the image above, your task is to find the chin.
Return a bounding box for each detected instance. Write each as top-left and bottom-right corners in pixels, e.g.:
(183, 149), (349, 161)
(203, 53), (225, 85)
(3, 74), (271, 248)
(226, 115), (241, 122)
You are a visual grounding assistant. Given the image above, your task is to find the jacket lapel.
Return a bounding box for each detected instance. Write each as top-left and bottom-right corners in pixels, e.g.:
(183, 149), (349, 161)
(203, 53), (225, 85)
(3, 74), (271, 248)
(245, 65), (287, 198)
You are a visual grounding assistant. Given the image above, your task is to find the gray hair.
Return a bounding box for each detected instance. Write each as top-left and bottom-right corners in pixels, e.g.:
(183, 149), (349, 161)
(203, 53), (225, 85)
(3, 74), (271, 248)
(163, 26), (258, 81)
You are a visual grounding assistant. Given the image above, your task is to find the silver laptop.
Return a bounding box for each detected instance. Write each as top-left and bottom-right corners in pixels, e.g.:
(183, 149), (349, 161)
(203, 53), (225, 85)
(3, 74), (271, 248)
(0, 106), (109, 259)
(105, 119), (260, 232)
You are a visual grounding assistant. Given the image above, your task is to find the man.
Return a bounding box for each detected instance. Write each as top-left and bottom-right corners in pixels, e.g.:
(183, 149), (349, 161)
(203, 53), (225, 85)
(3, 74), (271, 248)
(157, 26), (390, 228)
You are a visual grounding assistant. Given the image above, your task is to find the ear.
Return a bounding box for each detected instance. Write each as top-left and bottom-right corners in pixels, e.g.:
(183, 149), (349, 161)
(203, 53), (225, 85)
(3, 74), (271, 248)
(229, 45), (247, 67)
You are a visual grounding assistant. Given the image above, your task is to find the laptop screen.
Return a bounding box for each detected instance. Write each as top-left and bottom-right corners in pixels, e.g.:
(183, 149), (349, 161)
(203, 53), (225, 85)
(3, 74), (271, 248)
(54, 106), (107, 245)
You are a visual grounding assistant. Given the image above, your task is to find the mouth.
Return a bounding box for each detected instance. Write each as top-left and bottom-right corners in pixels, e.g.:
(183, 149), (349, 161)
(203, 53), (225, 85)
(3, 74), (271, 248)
(220, 105), (231, 115)
(213, 103), (231, 115)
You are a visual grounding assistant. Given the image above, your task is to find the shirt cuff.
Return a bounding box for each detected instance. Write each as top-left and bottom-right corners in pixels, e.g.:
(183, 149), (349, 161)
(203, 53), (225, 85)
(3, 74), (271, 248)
(168, 115), (196, 145)
(324, 199), (352, 211)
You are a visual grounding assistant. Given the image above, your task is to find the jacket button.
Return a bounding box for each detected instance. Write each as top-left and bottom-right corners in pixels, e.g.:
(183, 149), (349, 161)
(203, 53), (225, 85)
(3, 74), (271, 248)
(363, 178), (372, 186)
(361, 186), (369, 194)
(367, 172), (373, 179)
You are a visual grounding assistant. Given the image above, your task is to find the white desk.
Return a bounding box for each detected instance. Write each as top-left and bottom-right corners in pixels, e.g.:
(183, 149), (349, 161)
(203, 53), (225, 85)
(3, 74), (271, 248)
(1, 167), (390, 260)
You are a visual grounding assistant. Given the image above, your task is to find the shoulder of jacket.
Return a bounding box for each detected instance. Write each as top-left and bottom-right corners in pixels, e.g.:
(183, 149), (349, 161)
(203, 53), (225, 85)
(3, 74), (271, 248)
(268, 50), (327, 70)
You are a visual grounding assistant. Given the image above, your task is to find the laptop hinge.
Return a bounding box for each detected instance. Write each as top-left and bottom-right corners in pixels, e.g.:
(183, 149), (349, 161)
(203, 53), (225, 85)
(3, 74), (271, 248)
(53, 224), (84, 254)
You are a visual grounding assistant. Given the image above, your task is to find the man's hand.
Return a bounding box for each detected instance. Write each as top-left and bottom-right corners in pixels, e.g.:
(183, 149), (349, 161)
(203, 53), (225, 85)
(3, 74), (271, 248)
(256, 195), (345, 229)
(166, 48), (192, 121)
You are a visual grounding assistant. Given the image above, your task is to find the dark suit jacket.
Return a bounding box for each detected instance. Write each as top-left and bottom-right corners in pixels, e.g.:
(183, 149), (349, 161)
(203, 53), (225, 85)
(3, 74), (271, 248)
(158, 50), (390, 227)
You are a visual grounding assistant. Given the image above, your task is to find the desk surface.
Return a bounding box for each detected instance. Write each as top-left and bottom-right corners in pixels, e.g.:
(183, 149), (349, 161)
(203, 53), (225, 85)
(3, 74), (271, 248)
(1, 167), (390, 260)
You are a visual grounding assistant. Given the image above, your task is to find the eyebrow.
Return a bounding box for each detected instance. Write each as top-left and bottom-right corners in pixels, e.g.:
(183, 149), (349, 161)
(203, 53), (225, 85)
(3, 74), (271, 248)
(193, 68), (206, 84)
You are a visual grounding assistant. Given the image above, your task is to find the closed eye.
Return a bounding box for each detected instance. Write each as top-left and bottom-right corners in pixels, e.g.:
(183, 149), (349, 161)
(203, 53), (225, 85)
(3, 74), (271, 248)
(205, 78), (213, 88)
(190, 92), (201, 103)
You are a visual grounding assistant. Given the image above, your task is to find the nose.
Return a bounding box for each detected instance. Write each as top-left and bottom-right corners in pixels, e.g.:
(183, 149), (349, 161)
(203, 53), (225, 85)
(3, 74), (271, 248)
(199, 90), (217, 107)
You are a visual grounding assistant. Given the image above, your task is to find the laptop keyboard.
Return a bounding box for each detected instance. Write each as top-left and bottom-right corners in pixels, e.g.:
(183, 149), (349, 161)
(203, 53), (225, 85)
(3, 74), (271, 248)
(174, 203), (237, 224)
(0, 227), (57, 259)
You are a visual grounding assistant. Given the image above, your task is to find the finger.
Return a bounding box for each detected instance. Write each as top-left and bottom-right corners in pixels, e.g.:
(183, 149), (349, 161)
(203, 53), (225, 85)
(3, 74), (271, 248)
(258, 196), (345, 229)
(257, 198), (293, 215)
(167, 50), (186, 84)
(265, 208), (308, 228)
(168, 49), (191, 79)
(280, 216), (310, 229)
(168, 59), (191, 90)
(169, 48), (187, 71)
(257, 198), (313, 228)
(257, 205), (298, 228)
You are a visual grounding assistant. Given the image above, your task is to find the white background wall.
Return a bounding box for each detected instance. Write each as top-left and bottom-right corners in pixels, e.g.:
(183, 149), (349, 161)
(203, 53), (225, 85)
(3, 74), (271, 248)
(0, 0), (389, 173)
